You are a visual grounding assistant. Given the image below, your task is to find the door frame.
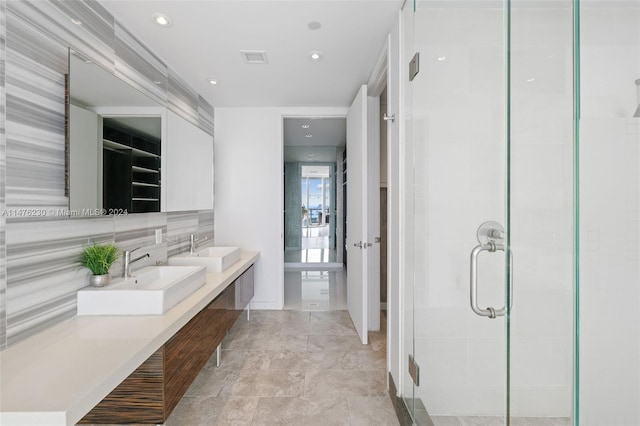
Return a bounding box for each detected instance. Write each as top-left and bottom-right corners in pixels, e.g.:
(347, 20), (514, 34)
(278, 107), (348, 310)
(366, 39), (390, 333)
(278, 98), (386, 325)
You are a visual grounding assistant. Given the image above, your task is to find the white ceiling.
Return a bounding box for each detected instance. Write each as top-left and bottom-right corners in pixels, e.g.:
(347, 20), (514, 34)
(283, 117), (345, 162)
(283, 117), (346, 147)
(99, 0), (402, 107)
(70, 53), (159, 108)
(284, 146), (339, 162)
(70, 54), (162, 138)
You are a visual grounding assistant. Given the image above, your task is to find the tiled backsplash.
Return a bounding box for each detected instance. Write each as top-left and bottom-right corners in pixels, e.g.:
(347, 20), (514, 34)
(5, 211), (214, 347)
(1, 0), (7, 351)
(0, 0), (215, 349)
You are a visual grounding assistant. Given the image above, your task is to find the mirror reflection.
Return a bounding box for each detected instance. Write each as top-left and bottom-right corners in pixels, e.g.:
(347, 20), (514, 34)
(68, 50), (164, 214)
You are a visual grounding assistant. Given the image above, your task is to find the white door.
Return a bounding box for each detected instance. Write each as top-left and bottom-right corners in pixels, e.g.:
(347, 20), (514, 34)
(347, 85), (368, 345)
(366, 96), (381, 332)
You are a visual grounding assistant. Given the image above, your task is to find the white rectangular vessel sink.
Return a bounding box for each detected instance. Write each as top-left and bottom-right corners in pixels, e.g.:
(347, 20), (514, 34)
(77, 266), (206, 315)
(168, 246), (241, 273)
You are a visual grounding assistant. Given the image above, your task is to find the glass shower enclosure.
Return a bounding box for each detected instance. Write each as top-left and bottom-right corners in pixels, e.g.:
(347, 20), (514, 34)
(402, 0), (639, 424)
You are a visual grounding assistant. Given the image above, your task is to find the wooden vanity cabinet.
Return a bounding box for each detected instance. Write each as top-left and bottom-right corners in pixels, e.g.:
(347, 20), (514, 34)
(164, 311), (206, 416)
(79, 266), (254, 424)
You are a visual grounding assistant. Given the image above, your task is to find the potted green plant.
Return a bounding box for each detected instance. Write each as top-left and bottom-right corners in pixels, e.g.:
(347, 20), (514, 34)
(79, 243), (119, 287)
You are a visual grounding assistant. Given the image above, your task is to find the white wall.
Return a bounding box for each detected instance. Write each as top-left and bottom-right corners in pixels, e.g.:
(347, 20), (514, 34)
(214, 107), (347, 310)
(214, 108), (283, 309)
(579, 6), (640, 425)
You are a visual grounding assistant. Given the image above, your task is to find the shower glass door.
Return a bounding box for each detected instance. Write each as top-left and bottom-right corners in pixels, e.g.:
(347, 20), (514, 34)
(406, 0), (574, 424)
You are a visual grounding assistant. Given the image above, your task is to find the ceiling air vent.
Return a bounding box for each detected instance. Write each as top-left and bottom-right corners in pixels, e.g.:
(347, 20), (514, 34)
(240, 50), (269, 64)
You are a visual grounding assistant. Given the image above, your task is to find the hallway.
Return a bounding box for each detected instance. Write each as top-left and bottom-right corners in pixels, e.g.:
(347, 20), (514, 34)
(284, 224), (338, 264)
(283, 269), (347, 311)
(164, 310), (397, 425)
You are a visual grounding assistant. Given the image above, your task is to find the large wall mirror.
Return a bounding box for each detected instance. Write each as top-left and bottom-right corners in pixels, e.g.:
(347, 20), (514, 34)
(68, 49), (214, 215)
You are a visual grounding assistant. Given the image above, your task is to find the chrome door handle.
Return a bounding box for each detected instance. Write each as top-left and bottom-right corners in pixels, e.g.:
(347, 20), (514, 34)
(353, 241), (363, 248)
(469, 222), (514, 319)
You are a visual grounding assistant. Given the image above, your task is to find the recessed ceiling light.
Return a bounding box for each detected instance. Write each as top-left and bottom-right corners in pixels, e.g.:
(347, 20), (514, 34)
(152, 13), (172, 27)
(437, 56), (446, 61)
(301, 124), (310, 129)
(70, 18), (82, 25)
(307, 153), (315, 157)
(309, 51), (322, 61)
(153, 80), (162, 85)
(305, 134), (313, 138)
(207, 78), (218, 85)
(308, 21), (322, 30)
(526, 77), (536, 83)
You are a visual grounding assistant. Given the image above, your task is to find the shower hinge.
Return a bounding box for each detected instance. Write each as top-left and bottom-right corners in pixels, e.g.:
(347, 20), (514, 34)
(409, 53), (420, 81)
(408, 354), (420, 386)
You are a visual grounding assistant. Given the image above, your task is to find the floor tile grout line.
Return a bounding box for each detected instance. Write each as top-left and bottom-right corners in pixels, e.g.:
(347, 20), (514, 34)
(247, 395), (261, 426)
(167, 310), (394, 424)
(303, 367), (308, 398)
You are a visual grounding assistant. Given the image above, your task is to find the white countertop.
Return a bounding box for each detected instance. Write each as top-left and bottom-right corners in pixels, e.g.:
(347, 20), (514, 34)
(0, 251), (260, 426)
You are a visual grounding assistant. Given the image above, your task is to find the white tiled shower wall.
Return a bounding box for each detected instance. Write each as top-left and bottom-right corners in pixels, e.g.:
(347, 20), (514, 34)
(580, 6), (640, 424)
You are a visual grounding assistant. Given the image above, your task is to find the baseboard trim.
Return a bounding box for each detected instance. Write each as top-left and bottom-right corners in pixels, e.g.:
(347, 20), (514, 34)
(389, 372), (414, 426)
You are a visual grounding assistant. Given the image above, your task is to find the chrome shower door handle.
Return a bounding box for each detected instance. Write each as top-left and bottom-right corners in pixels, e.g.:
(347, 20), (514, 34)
(470, 243), (496, 318)
(469, 242), (514, 319)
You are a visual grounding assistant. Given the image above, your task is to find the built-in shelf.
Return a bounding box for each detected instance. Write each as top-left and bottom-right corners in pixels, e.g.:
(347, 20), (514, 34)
(132, 182), (159, 187)
(103, 122), (161, 213)
(342, 148), (347, 267)
(132, 165), (159, 174)
(103, 139), (159, 158)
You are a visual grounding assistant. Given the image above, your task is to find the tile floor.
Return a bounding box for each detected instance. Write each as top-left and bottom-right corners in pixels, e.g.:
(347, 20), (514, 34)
(284, 224), (339, 264)
(283, 248), (338, 264)
(283, 269), (347, 311)
(165, 310), (399, 425)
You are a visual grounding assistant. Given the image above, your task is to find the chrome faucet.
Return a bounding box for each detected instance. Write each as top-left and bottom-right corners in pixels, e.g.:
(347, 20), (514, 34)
(189, 234), (207, 254)
(123, 247), (150, 278)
